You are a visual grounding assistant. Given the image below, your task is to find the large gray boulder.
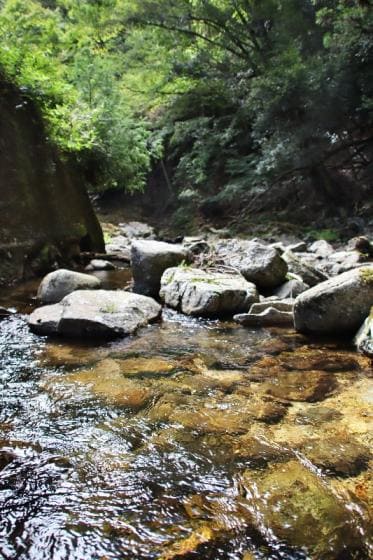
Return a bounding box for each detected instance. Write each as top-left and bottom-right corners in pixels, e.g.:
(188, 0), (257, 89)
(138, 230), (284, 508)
(294, 266), (373, 335)
(29, 290), (161, 338)
(131, 240), (188, 297)
(160, 267), (259, 317)
(37, 269), (101, 304)
(239, 242), (288, 289)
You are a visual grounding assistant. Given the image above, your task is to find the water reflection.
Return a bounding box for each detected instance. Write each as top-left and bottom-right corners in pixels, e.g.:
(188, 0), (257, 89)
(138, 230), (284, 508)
(0, 278), (372, 559)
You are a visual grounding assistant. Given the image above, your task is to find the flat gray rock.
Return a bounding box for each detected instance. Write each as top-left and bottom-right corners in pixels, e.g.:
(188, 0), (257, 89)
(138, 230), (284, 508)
(160, 267), (259, 317)
(29, 290), (161, 338)
(234, 307), (293, 326)
(131, 240), (188, 297)
(37, 269), (101, 304)
(294, 266), (373, 335)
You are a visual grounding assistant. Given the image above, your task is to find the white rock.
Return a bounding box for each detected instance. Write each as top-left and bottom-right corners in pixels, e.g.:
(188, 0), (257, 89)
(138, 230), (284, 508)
(37, 269), (101, 304)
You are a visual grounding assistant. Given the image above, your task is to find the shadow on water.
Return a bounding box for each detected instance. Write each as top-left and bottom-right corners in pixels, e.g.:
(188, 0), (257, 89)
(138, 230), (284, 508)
(0, 274), (372, 559)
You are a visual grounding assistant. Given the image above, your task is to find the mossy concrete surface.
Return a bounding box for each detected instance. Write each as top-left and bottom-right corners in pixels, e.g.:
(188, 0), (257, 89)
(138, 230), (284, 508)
(0, 76), (104, 285)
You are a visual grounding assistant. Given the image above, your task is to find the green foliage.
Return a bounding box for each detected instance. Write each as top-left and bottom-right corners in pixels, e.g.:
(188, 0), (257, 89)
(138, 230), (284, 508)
(308, 228), (339, 242)
(0, 0), (159, 191)
(0, 0), (372, 204)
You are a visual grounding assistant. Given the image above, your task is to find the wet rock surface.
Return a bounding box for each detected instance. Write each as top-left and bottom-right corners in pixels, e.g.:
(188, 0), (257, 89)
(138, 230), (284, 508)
(241, 460), (366, 559)
(299, 436), (370, 476)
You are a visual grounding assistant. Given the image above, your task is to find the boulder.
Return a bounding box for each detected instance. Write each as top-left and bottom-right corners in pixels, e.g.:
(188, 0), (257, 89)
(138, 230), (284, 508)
(239, 242), (288, 289)
(294, 266), (373, 335)
(282, 250), (328, 286)
(37, 269), (101, 304)
(131, 240), (188, 297)
(273, 277), (309, 299)
(29, 290), (161, 338)
(160, 267), (259, 317)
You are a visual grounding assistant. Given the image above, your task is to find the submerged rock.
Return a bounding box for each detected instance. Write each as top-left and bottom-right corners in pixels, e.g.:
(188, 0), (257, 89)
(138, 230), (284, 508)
(239, 241), (288, 289)
(29, 289), (161, 338)
(232, 434), (292, 465)
(61, 359), (153, 409)
(263, 370), (336, 402)
(294, 266), (373, 335)
(160, 267), (259, 317)
(241, 460), (366, 559)
(300, 436), (370, 476)
(131, 240), (188, 297)
(37, 269), (101, 304)
(148, 392), (287, 432)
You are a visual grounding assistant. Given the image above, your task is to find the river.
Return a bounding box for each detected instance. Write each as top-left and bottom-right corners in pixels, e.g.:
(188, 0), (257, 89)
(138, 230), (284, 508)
(0, 272), (372, 559)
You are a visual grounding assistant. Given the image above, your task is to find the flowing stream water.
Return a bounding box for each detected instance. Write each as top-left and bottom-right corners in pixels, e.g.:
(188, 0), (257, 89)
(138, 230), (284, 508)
(0, 271), (372, 560)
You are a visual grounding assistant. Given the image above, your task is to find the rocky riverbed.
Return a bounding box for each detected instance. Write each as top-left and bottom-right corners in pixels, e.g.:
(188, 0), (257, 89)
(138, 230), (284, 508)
(0, 223), (372, 560)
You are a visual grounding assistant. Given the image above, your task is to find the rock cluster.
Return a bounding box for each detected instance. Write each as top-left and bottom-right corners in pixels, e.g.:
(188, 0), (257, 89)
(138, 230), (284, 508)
(28, 227), (373, 344)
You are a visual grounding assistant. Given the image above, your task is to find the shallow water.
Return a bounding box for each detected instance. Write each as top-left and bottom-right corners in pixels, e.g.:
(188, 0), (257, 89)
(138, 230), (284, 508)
(0, 275), (372, 560)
